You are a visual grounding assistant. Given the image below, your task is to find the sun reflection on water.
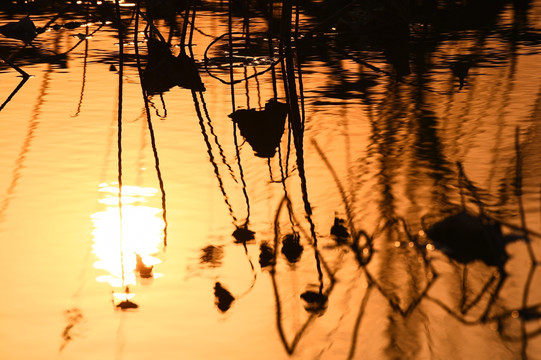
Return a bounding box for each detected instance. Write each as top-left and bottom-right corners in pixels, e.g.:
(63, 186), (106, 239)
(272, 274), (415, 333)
(91, 183), (164, 305)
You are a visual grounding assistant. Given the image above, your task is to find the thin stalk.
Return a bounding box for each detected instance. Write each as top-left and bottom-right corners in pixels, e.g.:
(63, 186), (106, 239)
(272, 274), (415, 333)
(134, 2), (168, 248)
(114, 0), (125, 290)
(281, 0), (323, 293)
(229, 0), (251, 225)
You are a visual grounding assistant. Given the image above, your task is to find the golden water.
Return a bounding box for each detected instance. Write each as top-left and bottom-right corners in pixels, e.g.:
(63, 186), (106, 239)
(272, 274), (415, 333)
(1, 1), (541, 359)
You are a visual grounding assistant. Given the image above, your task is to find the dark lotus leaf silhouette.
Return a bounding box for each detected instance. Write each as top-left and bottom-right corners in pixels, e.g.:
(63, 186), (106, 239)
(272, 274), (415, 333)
(142, 38), (205, 95)
(95, 2), (116, 24)
(116, 299), (139, 310)
(0, 16), (36, 44)
(451, 60), (471, 90)
(63, 22), (83, 30)
(425, 211), (514, 267)
(135, 254), (153, 278)
(300, 290), (328, 314)
(381, 32), (411, 77)
(228, 100), (289, 158)
(232, 226), (255, 243)
(214, 282), (235, 312)
(281, 233), (303, 263)
(200, 245), (224, 266)
(259, 242), (275, 268)
(147, 0), (187, 21)
(330, 217), (349, 241)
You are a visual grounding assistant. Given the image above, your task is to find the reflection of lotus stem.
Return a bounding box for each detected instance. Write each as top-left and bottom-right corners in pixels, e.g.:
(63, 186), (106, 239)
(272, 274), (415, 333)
(134, 3), (168, 248)
(192, 89), (237, 223)
(281, 0), (323, 292)
(0, 70), (29, 112)
(236, 240), (258, 298)
(188, 1), (197, 46)
(229, 0), (250, 225)
(71, 31), (88, 118)
(114, 0), (125, 286)
(312, 139), (357, 237)
(514, 127), (535, 261)
(199, 92), (238, 183)
(0, 59), (49, 221)
(0, 54), (30, 79)
(347, 286), (373, 360)
(514, 126), (537, 358)
(277, 146), (295, 229)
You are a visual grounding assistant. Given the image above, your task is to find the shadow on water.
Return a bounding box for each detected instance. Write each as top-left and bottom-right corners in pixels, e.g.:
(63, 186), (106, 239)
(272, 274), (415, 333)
(2, 0), (541, 358)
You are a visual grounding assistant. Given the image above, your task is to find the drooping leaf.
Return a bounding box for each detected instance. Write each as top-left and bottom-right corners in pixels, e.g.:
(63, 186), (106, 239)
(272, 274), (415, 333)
(142, 39), (205, 95)
(0, 16), (36, 44)
(116, 300), (139, 310)
(259, 242), (275, 268)
(214, 282), (235, 312)
(330, 217), (349, 241)
(300, 290), (328, 314)
(425, 211), (508, 267)
(281, 233), (303, 264)
(229, 100), (289, 158)
(232, 226), (255, 243)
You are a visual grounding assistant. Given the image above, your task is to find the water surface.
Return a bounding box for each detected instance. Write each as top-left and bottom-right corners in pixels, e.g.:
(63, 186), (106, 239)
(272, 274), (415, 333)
(1, 1), (541, 359)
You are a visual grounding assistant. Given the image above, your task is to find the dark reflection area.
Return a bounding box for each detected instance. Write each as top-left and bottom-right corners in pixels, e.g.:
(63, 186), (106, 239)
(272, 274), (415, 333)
(229, 99), (288, 158)
(59, 308), (84, 352)
(214, 281), (235, 312)
(419, 134), (540, 357)
(116, 300), (139, 310)
(0, 15), (36, 44)
(300, 288), (328, 314)
(231, 224), (255, 243)
(146, 0), (188, 25)
(295, 0), (541, 103)
(3, 0), (541, 359)
(450, 57), (471, 91)
(365, 82), (435, 355)
(259, 241), (275, 268)
(135, 253), (154, 278)
(269, 196), (337, 354)
(200, 244), (224, 267)
(142, 37), (205, 94)
(281, 233), (303, 264)
(330, 217), (349, 242)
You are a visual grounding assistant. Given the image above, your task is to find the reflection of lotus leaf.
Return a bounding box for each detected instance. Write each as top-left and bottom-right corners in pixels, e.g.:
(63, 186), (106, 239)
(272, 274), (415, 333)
(143, 39), (205, 95)
(200, 245), (224, 266)
(0, 16), (36, 44)
(214, 282), (235, 312)
(259, 242), (275, 268)
(451, 59), (471, 90)
(229, 100), (289, 158)
(232, 226), (255, 243)
(281, 233), (303, 264)
(425, 211), (510, 267)
(330, 217), (349, 241)
(116, 300), (139, 310)
(146, 0), (187, 21)
(300, 290), (328, 314)
(135, 254), (154, 278)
